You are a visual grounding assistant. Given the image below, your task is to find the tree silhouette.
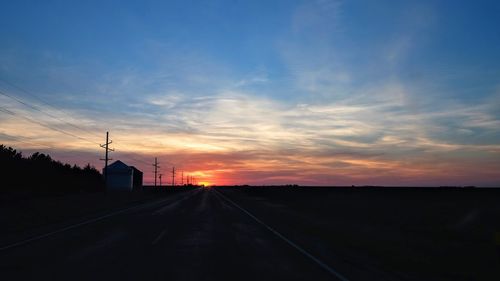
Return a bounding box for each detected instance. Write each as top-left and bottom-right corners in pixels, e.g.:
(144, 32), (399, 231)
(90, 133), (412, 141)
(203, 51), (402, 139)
(0, 145), (104, 193)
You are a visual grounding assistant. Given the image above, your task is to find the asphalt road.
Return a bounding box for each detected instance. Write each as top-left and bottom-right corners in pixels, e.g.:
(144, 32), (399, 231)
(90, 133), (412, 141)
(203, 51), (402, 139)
(0, 187), (349, 281)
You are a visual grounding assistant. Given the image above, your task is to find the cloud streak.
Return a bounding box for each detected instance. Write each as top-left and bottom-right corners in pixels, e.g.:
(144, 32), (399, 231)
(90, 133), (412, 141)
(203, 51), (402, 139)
(0, 1), (499, 186)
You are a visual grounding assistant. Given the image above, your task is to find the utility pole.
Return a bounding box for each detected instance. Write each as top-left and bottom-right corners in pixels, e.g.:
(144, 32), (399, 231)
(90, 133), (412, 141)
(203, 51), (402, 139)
(159, 174), (163, 187)
(153, 158), (160, 187)
(100, 131), (114, 186)
(181, 171), (184, 186)
(172, 166), (176, 187)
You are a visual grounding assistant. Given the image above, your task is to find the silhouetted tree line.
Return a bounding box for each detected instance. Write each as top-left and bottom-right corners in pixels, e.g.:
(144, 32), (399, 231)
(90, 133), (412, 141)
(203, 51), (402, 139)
(0, 145), (104, 193)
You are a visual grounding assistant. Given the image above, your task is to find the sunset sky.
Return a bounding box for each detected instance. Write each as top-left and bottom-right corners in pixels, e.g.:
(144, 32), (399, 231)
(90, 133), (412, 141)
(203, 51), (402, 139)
(1, 0), (499, 186)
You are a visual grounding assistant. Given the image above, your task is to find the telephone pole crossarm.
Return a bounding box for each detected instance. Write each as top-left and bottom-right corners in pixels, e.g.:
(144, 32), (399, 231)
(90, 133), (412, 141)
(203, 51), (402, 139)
(153, 158), (160, 187)
(100, 131), (114, 186)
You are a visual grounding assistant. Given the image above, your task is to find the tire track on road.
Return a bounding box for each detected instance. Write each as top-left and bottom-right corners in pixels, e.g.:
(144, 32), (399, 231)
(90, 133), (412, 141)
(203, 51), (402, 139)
(214, 188), (350, 281)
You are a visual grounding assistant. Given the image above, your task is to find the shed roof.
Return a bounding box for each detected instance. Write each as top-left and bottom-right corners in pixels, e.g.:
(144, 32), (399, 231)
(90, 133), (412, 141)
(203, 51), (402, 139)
(130, 166), (143, 174)
(107, 160), (130, 170)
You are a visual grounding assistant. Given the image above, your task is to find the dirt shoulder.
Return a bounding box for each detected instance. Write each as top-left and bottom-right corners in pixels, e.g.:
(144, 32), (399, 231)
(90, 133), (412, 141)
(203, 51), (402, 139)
(0, 188), (192, 246)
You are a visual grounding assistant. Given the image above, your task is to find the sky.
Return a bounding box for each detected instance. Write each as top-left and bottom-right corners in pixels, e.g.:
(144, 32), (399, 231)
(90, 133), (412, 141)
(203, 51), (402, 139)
(0, 0), (499, 186)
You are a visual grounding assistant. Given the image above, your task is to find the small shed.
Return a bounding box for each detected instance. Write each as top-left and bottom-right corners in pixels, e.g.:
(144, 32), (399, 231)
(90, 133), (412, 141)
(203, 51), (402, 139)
(104, 160), (143, 191)
(130, 166), (143, 189)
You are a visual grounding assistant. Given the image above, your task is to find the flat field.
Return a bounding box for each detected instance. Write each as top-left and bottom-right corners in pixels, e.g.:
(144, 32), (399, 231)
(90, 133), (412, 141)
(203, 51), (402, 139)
(218, 186), (500, 280)
(0, 187), (189, 245)
(1, 186), (499, 280)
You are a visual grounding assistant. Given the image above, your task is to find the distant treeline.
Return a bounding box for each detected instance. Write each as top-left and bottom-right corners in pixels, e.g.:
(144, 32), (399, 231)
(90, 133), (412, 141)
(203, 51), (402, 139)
(0, 145), (104, 192)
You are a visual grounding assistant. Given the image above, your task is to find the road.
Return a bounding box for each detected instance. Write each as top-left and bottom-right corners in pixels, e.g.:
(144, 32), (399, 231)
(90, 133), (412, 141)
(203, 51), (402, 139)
(0, 187), (350, 281)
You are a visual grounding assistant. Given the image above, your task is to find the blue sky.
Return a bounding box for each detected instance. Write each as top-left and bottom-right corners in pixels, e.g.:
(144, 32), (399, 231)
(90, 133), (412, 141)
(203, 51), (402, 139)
(1, 0), (499, 186)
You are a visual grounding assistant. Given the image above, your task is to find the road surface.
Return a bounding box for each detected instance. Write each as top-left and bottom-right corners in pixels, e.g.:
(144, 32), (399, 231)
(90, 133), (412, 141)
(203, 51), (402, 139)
(0, 187), (388, 281)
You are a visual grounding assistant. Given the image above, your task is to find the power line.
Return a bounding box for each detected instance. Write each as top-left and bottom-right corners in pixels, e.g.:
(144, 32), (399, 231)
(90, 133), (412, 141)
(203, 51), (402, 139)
(0, 78), (103, 139)
(0, 81), (187, 182)
(0, 89), (102, 140)
(0, 131), (101, 165)
(0, 106), (101, 145)
(0, 131), (52, 149)
(0, 105), (105, 171)
(114, 153), (152, 166)
(0, 107), (143, 173)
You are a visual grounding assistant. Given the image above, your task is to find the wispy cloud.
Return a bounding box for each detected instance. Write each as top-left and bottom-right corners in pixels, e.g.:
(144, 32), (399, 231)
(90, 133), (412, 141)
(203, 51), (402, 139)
(1, 1), (499, 186)
(2, 54), (500, 185)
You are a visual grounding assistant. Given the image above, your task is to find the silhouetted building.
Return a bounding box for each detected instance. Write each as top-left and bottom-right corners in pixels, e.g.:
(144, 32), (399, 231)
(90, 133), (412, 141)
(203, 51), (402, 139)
(130, 166), (143, 189)
(104, 160), (143, 191)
